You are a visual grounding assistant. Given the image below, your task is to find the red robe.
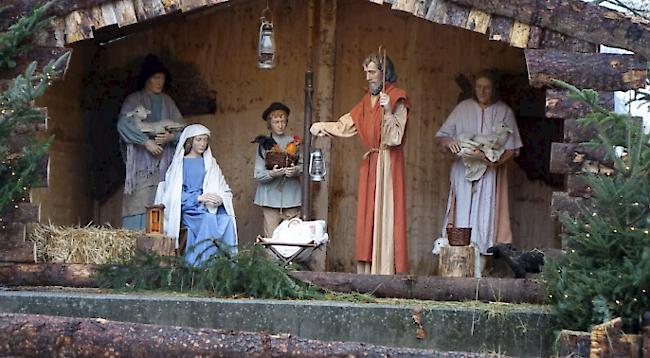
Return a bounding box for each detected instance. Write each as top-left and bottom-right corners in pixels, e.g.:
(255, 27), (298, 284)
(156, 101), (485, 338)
(349, 84), (409, 273)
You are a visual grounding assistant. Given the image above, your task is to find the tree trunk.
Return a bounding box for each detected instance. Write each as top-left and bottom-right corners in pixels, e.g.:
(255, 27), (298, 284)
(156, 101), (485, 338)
(0, 264), (544, 303)
(590, 317), (641, 357)
(438, 245), (475, 278)
(0, 313), (447, 358)
(290, 271), (544, 303)
(546, 89), (614, 120)
(0, 263), (99, 287)
(557, 330), (591, 358)
(447, 0), (650, 59)
(525, 49), (647, 91)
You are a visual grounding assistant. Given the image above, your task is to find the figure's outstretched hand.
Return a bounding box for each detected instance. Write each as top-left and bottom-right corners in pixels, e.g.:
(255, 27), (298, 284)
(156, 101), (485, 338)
(144, 139), (164, 156)
(269, 165), (286, 178)
(310, 123), (330, 137)
(155, 131), (175, 146)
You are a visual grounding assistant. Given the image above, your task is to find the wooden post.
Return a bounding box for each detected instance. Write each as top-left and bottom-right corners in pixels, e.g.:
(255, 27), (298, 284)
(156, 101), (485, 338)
(438, 246), (474, 278)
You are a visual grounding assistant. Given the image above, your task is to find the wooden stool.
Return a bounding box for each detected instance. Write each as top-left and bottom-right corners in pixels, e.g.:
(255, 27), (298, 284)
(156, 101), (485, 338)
(438, 245), (475, 277)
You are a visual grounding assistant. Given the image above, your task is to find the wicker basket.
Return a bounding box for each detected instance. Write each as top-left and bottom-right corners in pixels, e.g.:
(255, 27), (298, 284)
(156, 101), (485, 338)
(265, 151), (298, 170)
(446, 227), (471, 246)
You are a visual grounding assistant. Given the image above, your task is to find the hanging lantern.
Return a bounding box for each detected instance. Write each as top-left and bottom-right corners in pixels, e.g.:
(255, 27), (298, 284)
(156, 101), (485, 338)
(146, 204), (165, 236)
(309, 149), (326, 182)
(257, 8), (276, 69)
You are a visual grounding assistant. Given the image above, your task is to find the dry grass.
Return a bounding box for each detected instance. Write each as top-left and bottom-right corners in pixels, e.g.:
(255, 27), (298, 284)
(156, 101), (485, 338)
(30, 223), (140, 264)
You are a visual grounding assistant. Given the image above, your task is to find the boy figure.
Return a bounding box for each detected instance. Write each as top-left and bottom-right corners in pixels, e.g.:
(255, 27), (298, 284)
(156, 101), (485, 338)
(253, 102), (302, 237)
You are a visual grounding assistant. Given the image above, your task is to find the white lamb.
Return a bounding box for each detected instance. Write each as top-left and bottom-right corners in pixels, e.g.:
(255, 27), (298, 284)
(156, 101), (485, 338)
(126, 105), (184, 135)
(456, 122), (513, 181)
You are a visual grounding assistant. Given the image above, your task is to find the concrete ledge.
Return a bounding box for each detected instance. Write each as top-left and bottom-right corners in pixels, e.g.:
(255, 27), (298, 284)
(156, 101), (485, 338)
(0, 290), (554, 357)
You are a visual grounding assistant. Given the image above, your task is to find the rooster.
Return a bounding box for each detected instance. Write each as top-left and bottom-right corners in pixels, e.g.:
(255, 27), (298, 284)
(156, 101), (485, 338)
(251, 135), (278, 159)
(285, 135), (302, 156)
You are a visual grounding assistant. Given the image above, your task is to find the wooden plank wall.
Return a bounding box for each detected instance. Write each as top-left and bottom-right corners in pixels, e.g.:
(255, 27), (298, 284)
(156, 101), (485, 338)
(38, 0), (562, 274)
(30, 43), (96, 226)
(329, 0), (556, 274)
(95, 0), (311, 242)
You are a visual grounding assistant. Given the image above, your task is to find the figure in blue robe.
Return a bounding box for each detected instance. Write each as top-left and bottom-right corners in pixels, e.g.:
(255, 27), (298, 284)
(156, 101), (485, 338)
(181, 157), (237, 266)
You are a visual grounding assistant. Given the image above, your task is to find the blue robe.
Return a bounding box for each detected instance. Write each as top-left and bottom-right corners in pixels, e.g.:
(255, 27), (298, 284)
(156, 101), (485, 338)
(181, 157), (237, 266)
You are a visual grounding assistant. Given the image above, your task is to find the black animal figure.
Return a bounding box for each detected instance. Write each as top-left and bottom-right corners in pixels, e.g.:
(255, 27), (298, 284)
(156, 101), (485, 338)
(487, 244), (545, 279)
(251, 134), (277, 159)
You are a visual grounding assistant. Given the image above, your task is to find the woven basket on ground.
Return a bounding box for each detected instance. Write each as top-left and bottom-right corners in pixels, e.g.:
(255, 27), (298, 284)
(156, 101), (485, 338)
(265, 151), (298, 170)
(446, 227), (471, 246)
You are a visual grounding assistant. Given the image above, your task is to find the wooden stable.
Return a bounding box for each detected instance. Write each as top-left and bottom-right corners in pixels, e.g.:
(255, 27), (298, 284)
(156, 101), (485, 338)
(1, 0), (648, 275)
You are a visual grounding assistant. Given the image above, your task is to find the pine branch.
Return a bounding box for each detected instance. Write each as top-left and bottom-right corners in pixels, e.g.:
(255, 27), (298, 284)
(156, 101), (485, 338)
(0, 2), (53, 69)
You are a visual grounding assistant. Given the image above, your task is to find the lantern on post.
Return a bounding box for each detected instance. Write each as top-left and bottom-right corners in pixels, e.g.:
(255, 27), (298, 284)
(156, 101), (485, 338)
(145, 204), (165, 236)
(309, 149), (326, 182)
(257, 6), (276, 69)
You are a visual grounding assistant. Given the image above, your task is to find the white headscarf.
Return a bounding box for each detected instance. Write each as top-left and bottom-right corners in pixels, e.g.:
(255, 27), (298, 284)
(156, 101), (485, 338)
(155, 124), (237, 247)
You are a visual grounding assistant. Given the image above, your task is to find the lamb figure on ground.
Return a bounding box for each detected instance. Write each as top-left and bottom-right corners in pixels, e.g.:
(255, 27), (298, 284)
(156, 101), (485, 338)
(126, 105), (185, 135)
(456, 122), (513, 181)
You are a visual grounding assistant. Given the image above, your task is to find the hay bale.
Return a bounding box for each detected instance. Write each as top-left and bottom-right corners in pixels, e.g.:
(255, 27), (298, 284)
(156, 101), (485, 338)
(30, 224), (140, 264)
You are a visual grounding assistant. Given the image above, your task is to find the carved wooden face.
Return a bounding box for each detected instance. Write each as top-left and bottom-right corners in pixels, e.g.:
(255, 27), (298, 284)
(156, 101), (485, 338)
(189, 134), (209, 156)
(267, 110), (288, 136)
(475, 77), (494, 106)
(145, 72), (166, 94)
(364, 61), (383, 95)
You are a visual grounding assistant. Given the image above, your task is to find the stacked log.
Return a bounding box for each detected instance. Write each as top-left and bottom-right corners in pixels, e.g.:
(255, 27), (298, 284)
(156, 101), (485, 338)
(0, 313), (445, 357)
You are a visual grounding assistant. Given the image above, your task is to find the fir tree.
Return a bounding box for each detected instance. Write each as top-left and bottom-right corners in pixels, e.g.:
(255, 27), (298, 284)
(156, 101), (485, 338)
(0, 2), (67, 215)
(545, 78), (650, 333)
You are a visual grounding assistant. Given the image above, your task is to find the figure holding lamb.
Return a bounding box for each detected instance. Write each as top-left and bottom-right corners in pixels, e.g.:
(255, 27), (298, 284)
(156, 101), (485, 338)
(456, 121), (513, 181)
(434, 70), (523, 276)
(116, 54), (186, 230)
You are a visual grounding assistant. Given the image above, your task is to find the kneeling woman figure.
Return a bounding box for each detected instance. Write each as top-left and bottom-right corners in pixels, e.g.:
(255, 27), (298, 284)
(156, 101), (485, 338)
(155, 124), (237, 266)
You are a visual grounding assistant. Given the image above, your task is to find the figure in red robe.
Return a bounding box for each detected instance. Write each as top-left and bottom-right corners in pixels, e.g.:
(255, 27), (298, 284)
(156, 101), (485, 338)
(311, 53), (410, 274)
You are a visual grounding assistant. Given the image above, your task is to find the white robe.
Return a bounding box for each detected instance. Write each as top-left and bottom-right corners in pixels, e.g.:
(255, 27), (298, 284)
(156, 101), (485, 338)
(155, 124), (237, 248)
(436, 99), (522, 254)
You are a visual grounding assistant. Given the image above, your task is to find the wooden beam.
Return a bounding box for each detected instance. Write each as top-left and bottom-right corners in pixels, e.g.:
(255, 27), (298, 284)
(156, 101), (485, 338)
(488, 15), (512, 43)
(563, 118), (598, 143)
(0, 263), (98, 286)
(557, 330), (591, 358)
(0, 223), (26, 243)
(551, 191), (587, 219)
(509, 21), (531, 48)
(1, 0), (112, 31)
(550, 142), (610, 175)
(0, 241), (35, 263)
(446, 0), (650, 59)
(546, 89), (615, 120)
(133, 0), (166, 20)
(412, 0), (433, 19)
(525, 49), (647, 91)
(290, 271), (544, 303)
(540, 30), (598, 53)
(465, 8), (490, 34)
(1, 203), (40, 224)
(566, 174), (592, 198)
(0, 313), (446, 357)
(440, 2), (470, 28)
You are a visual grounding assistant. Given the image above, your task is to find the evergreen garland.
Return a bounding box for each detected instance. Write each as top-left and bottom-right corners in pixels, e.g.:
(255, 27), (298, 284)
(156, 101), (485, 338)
(544, 79), (650, 333)
(97, 242), (376, 302)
